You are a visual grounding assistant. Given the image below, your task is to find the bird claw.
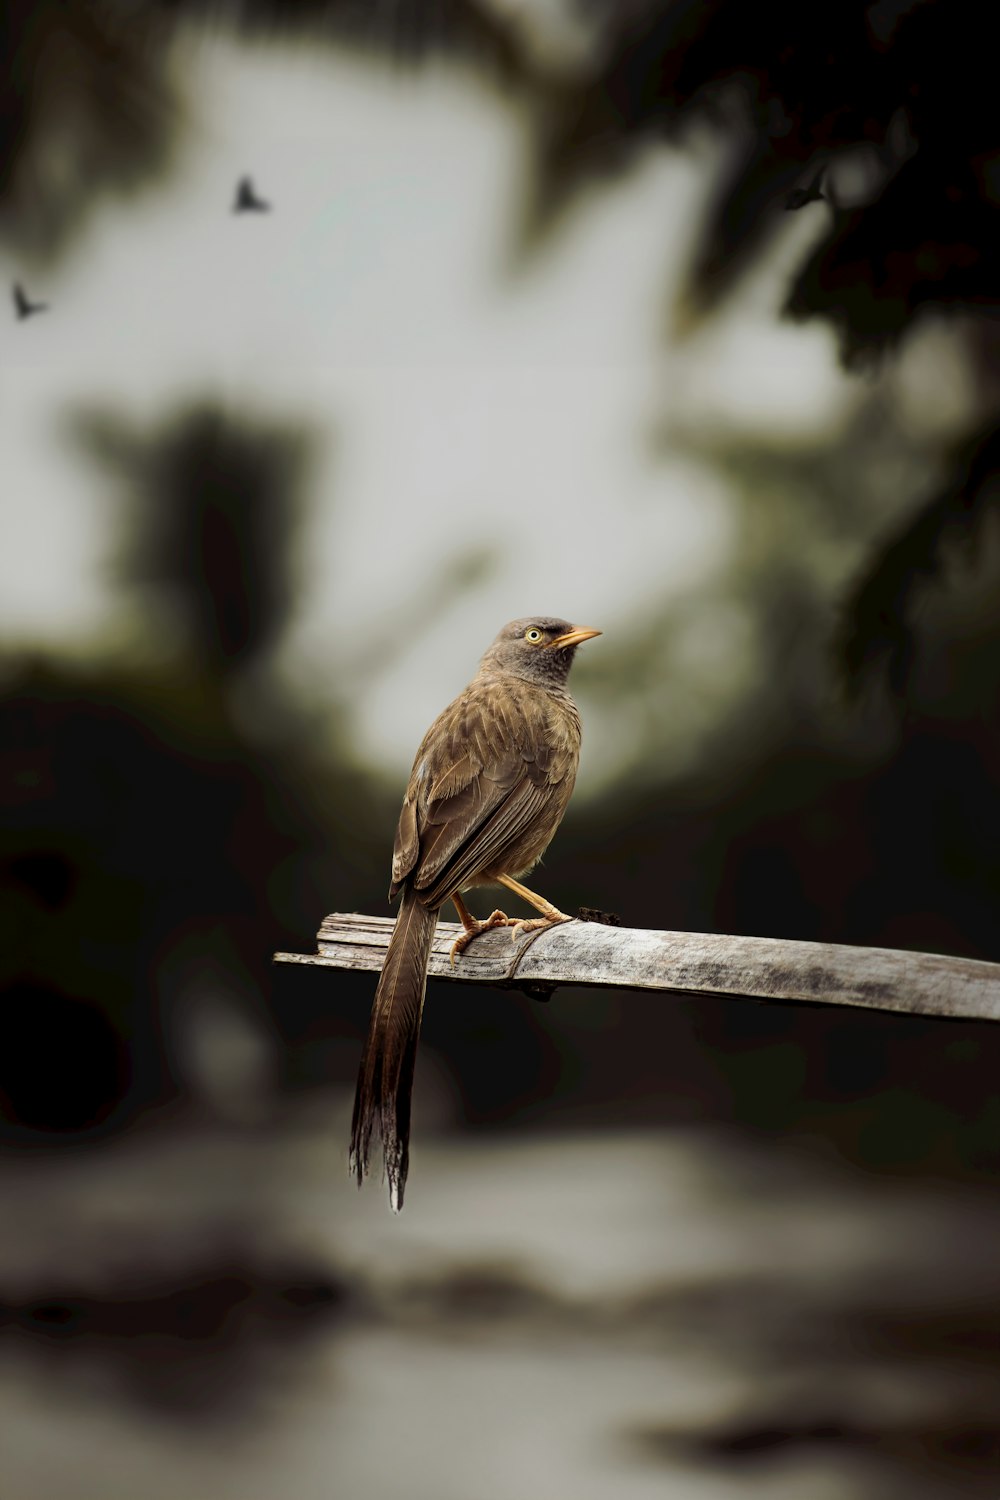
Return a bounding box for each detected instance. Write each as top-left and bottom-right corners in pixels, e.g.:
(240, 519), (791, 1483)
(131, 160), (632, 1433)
(449, 909), (512, 966)
(508, 912), (573, 943)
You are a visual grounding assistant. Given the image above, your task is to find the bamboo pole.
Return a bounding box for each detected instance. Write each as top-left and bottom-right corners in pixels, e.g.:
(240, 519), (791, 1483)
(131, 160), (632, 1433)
(274, 913), (1000, 1023)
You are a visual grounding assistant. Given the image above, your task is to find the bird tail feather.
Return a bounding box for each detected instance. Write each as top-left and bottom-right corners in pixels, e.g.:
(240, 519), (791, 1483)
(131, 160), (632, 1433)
(349, 888), (437, 1211)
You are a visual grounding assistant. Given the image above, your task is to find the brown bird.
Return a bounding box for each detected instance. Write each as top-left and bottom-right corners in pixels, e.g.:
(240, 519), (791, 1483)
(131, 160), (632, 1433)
(349, 616), (601, 1210)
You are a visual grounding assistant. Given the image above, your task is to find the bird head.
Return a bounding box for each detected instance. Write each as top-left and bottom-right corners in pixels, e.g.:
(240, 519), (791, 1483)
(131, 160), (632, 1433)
(481, 617), (601, 686)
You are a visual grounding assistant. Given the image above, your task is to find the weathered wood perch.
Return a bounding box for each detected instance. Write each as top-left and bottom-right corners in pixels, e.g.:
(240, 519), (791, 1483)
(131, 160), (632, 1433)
(274, 913), (1000, 1024)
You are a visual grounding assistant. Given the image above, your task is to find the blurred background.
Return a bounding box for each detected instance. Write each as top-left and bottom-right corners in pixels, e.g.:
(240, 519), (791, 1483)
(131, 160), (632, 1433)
(3, 3), (1000, 1496)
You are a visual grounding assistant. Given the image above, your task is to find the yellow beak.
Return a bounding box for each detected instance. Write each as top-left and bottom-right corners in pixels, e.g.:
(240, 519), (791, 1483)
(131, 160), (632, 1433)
(548, 626), (602, 649)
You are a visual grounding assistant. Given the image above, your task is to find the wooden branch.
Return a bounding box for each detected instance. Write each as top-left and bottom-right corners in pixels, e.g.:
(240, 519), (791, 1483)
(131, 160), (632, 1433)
(274, 913), (1000, 1024)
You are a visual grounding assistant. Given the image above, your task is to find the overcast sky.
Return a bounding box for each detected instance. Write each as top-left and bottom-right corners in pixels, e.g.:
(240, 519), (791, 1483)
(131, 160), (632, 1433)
(0, 32), (855, 774)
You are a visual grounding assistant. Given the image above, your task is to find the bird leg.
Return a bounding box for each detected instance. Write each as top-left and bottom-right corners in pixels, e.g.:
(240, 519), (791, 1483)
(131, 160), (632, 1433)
(495, 874), (574, 941)
(449, 892), (512, 966)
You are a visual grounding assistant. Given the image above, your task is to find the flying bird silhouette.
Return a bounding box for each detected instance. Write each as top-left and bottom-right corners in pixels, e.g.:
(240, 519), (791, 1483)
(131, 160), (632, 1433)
(13, 283), (49, 320)
(233, 176), (271, 213)
(785, 166), (827, 211)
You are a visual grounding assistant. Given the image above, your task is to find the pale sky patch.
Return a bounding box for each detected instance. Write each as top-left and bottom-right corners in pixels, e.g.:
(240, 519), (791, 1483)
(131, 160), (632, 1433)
(0, 31), (854, 776)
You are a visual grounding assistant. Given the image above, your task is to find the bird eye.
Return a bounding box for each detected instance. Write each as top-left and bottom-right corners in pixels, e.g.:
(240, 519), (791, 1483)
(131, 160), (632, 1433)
(524, 628), (543, 643)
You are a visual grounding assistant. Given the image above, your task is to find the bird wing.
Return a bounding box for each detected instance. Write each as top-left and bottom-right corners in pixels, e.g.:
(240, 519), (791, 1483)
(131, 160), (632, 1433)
(415, 776), (550, 908)
(390, 679), (578, 906)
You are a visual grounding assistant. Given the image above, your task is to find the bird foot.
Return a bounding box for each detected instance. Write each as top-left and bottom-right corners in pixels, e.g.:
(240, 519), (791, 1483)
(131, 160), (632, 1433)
(449, 909), (512, 966)
(508, 911), (573, 943)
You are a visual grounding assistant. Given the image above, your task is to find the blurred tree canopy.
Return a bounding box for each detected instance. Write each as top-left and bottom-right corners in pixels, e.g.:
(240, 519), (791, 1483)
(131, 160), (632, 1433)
(70, 401), (314, 672)
(9, 0), (999, 351)
(0, 0), (179, 261)
(6, 0), (1000, 685)
(0, 402), (386, 1136)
